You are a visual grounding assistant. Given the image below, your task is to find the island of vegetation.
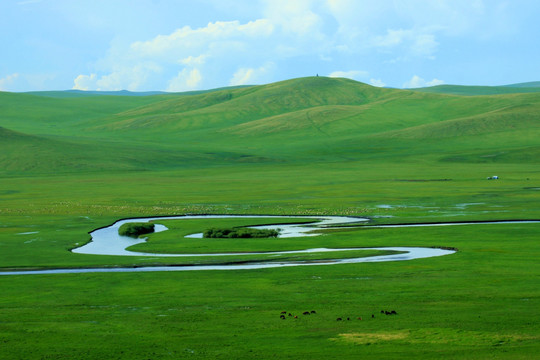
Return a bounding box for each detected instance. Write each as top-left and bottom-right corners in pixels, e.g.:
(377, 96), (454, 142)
(203, 227), (279, 238)
(118, 222), (155, 238)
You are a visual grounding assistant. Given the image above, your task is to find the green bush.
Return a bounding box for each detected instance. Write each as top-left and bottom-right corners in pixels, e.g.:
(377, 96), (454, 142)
(203, 227), (279, 238)
(118, 222), (155, 238)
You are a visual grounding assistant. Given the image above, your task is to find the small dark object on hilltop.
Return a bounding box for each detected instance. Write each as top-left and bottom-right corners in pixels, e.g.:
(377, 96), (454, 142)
(118, 222), (155, 238)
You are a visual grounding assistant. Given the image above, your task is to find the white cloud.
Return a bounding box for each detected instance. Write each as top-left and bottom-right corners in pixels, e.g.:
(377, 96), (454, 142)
(328, 70), (369, 80)
(369, 78), (386, 87)
(180, 55), (207, 66)
(72, 74), (96, 91)
(373, 28), (439, 59)
(73, 63), (161, 91)
(263, 0), (322, 36)
(131, 19), (274, 60)
(229, 63), (275, 86)
(167, 68), (202, 92)
(73, 19), (279, 91)
(0, 73), (20, 91)
(67, 0), (508, 92)
(411, 34), (439, 57)
(230, 68), (255, 86)
(373, 29), (408, 48)
(403, 75), (444, 88)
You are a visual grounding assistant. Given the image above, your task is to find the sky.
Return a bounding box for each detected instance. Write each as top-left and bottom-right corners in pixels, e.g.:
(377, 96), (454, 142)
(1, 0), (539, 92)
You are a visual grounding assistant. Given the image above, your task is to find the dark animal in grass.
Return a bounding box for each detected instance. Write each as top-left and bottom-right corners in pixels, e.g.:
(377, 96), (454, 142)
(357, 317), (362, 321)
(303, 311), (310, 315)
(280, 315), (286, 319)
(390, 310), (397, 315)
(288, 313), (292, 317)
(310, 310), (316, 314)
(371, 314), (375, 318)
(281, 311), (287, 314)
(336, 317), (342, 321)
(294, 315), (298, 319)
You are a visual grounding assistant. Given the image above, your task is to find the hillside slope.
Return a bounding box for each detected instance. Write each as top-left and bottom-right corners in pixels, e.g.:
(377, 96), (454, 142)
(2, 77), (540, 173)
(413, 83), (540, 96)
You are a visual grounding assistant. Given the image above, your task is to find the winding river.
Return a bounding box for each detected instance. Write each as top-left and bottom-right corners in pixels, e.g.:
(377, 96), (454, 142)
(0, 215), (464, 276)
(2, 216), (537, 276)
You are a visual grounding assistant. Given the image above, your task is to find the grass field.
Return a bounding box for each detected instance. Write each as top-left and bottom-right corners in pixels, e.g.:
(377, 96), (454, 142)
(0, 77), (539, 359)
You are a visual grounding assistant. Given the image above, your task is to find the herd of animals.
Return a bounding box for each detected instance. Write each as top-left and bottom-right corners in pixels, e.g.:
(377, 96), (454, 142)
(279, 309), (398, 320)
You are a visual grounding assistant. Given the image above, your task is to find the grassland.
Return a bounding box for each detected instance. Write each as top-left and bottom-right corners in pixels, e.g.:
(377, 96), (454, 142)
(0, 77), (539, 359)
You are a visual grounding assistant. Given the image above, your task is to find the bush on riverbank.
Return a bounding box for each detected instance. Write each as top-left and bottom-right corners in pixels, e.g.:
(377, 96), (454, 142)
(204, 227), (279, 238)
(118, 222), (155, 238)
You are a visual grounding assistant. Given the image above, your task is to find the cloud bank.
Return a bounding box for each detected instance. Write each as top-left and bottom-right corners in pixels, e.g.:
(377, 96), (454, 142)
(51, 0), (529, 92)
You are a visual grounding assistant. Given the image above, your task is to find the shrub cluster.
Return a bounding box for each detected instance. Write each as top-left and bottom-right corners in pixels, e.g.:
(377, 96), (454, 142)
(118, 222), (155, 238)
(203, 227), (279, 238)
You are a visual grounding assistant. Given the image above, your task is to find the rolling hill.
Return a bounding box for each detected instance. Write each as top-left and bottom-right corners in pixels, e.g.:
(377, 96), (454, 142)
(412, 81), (540, 96)
(2, 76), (540, 174)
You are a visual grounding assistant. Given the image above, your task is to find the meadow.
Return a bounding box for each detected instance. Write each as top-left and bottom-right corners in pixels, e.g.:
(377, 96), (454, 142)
(0, 77), (539, 358)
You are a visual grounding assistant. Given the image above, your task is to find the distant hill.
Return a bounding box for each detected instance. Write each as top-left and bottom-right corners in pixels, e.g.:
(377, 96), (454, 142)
(25, 85), (253, 98)
(503, 81), (540, 88)
(412, 83), (540, 96)
(2, 76), (540, 174)
(26, 90), (169, 98)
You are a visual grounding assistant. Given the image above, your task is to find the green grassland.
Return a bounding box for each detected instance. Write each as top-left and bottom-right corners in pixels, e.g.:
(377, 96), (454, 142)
(0, 77), (539, 359)
(413, 81), (540, 96)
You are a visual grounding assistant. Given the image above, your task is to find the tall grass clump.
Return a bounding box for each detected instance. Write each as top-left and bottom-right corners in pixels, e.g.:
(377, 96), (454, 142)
(118, 222), (155, 238)
(203, 227), (279, 238)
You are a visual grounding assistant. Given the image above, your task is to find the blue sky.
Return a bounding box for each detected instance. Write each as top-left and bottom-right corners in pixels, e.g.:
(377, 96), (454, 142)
(1, 0), (539, 92)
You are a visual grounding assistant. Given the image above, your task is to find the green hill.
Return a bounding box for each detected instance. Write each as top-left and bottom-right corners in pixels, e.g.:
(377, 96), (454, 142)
(412, 84), (540, 96)
(2, 76), (540, 174)
(504, 81), (540, 88)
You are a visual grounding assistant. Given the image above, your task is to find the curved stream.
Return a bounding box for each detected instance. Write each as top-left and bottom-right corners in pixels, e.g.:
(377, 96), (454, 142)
(0, 215), (464, 276)
(73, 215), (368, 257)
(2, 216), (538, 276)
